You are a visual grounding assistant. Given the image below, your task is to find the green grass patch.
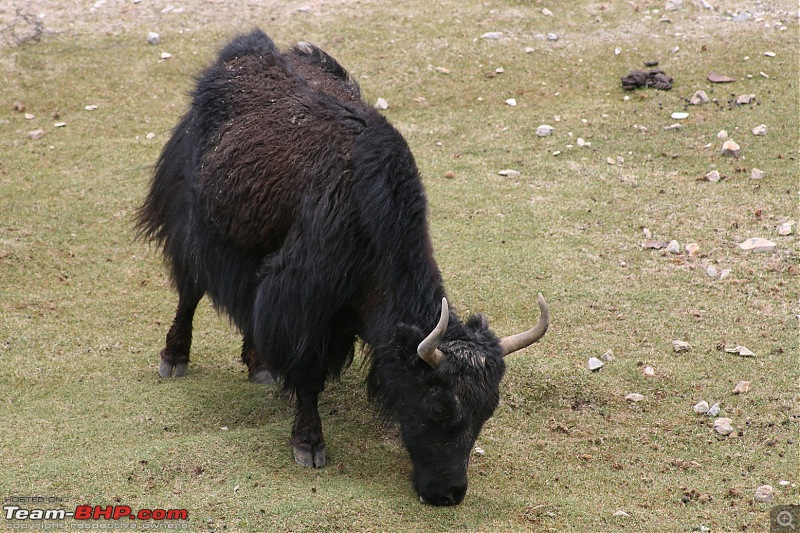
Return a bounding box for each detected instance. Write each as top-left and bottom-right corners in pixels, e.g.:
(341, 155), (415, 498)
(1, 1), (797, 531)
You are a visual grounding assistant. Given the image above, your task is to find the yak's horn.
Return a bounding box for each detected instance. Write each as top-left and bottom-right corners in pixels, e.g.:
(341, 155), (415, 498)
(417, 298), (449, 369)
(498, 293), (550, 357)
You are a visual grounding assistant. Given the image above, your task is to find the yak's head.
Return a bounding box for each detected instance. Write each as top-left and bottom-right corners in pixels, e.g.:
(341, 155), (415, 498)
(369, 294), (549, 506)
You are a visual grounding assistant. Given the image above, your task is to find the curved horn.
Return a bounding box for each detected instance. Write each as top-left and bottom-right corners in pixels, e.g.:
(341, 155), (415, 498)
(499, 293), (550, 357)
(417, 298), (449, 369)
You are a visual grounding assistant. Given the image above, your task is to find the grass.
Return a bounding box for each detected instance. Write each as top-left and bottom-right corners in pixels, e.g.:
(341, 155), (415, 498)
(1, 1), (797, 531)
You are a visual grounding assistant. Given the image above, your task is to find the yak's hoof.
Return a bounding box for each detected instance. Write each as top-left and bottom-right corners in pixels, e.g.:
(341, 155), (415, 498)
(250, 369), (277, 385)
(159, 360), (188, 378)
(293, 443), (326, 468)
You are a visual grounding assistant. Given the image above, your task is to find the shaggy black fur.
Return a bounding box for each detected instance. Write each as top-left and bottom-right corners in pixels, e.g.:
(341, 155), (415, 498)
(136, 28), (511, 506)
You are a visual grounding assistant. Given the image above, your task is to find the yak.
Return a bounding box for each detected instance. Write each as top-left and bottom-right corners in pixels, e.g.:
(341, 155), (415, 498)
(136, 28), (549, 506)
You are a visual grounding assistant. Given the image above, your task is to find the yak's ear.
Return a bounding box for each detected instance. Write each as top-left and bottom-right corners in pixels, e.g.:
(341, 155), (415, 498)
(465, 313), (489, 332)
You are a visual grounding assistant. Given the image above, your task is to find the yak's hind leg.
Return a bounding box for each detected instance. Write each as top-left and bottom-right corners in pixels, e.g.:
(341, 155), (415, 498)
(241, 335), (277, 384)
(158, 281), (204, 378)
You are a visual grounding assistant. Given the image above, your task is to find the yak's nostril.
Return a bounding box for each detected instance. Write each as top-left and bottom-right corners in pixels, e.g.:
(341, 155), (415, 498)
(420, 484), (467, 506)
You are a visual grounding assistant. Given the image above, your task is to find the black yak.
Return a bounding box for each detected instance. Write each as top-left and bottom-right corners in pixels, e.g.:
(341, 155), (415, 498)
(136, 28), (549, 506)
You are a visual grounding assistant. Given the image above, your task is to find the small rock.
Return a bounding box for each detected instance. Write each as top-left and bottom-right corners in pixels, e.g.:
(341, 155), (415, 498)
(546, 33), (558, 41)
(625, 393), (644, 402)
(588, 357), (604, 372)
(736, 94), (754, 105)
(577, 137), (590, 147)
(778, 222), (794, 235)
(160, 51), (172, 59)
(706, 265), (718, 278)
(536, 124), (554, 137)
(751, 124), (767, 136)
(685, 243), (700, 257)
(498, 169), (521, 177)
(732, 380), (751, 394)
(754, 485), (773, 503)
(24, 113), (35, 120)
(27, 129), (45, 140)
(707, 403), (721, 417)
(551, 150), (561, 156)
(614, 510), (630, 517)
(642, 240), (668, 250)
(721, 140), (741, 157)
(671, 112), (689, 120)
(147, 32), (160, 45)
(704, 170), (721, 182)
(375, 98), (389, 110)
(220, 426), (229, 431)
(778, 480), (792, 487)
(689, 90), (709, 105)
(693, 400), (710, 414)
(505, 98), (517, 107)
(739, 238), (776, 252)
(750, 168), (764, 180)
(713, 417), (734, 435)
(435, 66), (450, 74)
(664, 124), (682, 130)
(763, 51), (776, 58)
(541, 7), (553, 16)
(665, 240), (680, 254)
(145, 132), (156, 139)
(474, 446), (485, 456)
(643, 366), (656, 376)
(717, 130), (728, 140)
(673, 340), (691, 353)
(524, 47), (535, 54)
(725, 346), (755, 357)
(54, 122), (66, 128)
(600, 350), (615, 362)
(606, 157), (617, 165)
(480, 32), (503, 40)
(84, 105), (98, 111)
(719, 269), (731, 280)
(614, 47), (622, 55)
(708, 72), (736, 83)
(665, 0), (683, 11)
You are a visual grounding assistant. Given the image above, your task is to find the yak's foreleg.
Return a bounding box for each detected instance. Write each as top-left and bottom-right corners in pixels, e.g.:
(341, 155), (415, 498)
(240, 335), (277, 384)
(158, 283), (203, 378)
(291, 384), (326, 468)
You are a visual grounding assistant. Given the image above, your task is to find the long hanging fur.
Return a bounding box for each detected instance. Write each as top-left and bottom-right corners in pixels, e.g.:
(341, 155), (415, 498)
(136, 28), (447, 392)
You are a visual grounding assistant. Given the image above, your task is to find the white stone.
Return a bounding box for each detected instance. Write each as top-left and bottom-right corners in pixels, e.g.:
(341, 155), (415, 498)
(778, 222), (794, 235)
(147, 32), (160, 45)
(498, 169), (521, 177)
(542, 7), (553, 16)
(713, 417), (734, 435)
(739, 238), (776, 252)
(665, 0), (683, 11)
(375, 97), (389, 110)
(546, 33), (558, 41)
(160, 51), (172, 59)
(763, 51), (776, 57)
(671, 112), (689, 120)
(693, 400), (710, 414)
(643, 366), (656, 376)
(536, 124), (554, 137)
(750, 168), (764, 180)
(84, 105), (98, 111)
(588, 357), (604, 371)
(717, 130), (728, 140)
(673, 340), (691, 353)
(505, 98), (517, 107)
(707, 403), (721, 417)
(689, 90), (709, 105)
(614, 510), (630, 517)
(721, 140), (741, 156)
(751, 124), (767, 136)
(754, 485), (774, 502)
(480, 32), (502, 40)
(600, 350), (615, 362)
(666, 240), (680, 254)
(706, 265), (718, 278)
(474, 446), (485, 456)
(732, 380), (751, 394)
(704, 170), (721, 182)
(725, 346), (755, 357)
(625, 393), (644, 402)
(145, 132), (156, 139)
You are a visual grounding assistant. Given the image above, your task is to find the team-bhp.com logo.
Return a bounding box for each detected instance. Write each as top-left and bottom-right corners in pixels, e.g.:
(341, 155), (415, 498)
(5, 505), (187, 521)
